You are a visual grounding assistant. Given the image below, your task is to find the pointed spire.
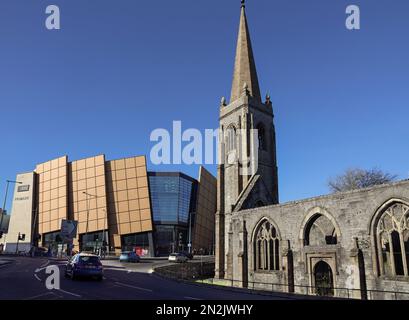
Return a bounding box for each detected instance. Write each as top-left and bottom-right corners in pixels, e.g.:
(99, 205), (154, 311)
(230, 1), (261, 103)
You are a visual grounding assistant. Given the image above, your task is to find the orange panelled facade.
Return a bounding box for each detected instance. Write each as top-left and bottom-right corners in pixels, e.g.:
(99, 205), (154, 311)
(105, 156), (153, 250)
(34, 154), (153, 252)
(69, 155), (107, 235)
(36, 156), (68, 235)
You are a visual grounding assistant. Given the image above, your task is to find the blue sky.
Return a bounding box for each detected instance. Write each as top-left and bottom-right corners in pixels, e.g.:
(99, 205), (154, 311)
(0, 0), (408, 210)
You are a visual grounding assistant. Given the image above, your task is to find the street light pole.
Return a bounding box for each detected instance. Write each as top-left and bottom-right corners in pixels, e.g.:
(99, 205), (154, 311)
(0, 180), (22, 232)
(82, 192), (105, 254)
(188, 211), (195, 254)
(82, 192), (93, 251)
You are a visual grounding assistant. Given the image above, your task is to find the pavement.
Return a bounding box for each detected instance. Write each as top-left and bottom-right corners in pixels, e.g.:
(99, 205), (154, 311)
(0, 256), (299, 300)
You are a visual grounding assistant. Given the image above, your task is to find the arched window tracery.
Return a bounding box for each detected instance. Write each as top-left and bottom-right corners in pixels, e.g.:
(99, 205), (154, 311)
(254, 220), (280, 271)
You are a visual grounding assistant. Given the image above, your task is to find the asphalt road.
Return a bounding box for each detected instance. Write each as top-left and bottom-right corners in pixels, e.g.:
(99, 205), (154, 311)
(0, 257), (295, 300)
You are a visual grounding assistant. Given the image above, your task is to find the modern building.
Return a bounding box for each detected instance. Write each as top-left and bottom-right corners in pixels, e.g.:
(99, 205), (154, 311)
(5, 154), (216, 257)
(149, 168), (217, 256)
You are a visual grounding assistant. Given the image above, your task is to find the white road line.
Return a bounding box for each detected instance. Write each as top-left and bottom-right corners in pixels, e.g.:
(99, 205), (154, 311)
(0, 263), (11, 269)
(34, 274), (42, 282)
(184, 296), (203, 300)
(25, 292), (55, 300)
(40, 260), (50, 268)
(114, 282), (153, 293)
(57, 289), (82, 298)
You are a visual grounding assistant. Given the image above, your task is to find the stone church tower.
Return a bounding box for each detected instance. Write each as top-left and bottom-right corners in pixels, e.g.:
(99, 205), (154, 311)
(215, 0), (279, 279)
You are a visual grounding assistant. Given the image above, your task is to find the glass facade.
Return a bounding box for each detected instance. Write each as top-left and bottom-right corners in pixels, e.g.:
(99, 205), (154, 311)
(79, 230), (108, 253)
(149, 173), (196, 225)
(121, 232), (151, 256)
(148, 172), (197, 255)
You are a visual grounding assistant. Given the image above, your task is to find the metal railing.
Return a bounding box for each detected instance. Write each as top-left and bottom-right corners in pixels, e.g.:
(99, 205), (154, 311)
(155, 265), (409, 300)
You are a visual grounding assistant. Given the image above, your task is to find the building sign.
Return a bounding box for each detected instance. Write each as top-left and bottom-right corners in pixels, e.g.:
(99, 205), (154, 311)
(17, 185), (30, 192)
(60, 220), (78, 242)
(14, 196), (29, 201)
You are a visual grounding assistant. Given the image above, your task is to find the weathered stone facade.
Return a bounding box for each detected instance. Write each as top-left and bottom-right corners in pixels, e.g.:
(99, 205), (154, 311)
(228, 181), (409, 299)
(216, 2), (409, 300)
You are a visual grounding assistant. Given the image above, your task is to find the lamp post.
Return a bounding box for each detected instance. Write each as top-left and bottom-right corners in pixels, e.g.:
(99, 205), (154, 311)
(188, 211), (196, 254)
(82, 192), (106, 254)
(0, 180), (22, 232)
(102, 209), (107, 257)
(82, 191), (95, 251)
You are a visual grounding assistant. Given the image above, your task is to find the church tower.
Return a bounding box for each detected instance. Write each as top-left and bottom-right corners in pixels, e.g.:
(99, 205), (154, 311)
(215, 0), (279, 279)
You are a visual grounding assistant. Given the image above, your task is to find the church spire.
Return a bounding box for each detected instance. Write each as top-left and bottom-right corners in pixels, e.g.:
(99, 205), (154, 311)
(230, 0), (261, 103)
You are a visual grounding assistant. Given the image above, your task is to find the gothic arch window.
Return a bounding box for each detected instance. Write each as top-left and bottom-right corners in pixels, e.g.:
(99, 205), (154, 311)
(256, 123), (266, 151)
(305, 214), (338, 246)
(254, 220), (280, 271)
(375, 202), (409, 277)
(225, 125), (237, 153)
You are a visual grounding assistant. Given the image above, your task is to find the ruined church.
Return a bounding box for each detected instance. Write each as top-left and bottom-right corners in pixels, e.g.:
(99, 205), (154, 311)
(215, 1), (409, 299)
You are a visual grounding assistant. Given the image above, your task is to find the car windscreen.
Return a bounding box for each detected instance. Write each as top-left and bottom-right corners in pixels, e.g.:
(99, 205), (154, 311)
(79, 256), (100, 264)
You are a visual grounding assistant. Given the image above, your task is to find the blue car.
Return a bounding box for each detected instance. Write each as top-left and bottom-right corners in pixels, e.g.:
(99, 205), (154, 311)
(119, 251), (141, 263)
(65, 253), (104, 281)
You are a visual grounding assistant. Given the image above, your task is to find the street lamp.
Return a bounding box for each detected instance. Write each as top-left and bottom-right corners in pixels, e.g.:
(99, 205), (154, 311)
(82, 191), (95, 251)
(82, 192), (107, 254)
(188, 211), (196, 254)
(0, 180), (22, 232)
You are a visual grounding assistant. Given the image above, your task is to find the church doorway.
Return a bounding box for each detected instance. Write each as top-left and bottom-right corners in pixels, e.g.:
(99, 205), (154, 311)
(313, 261), (334, 297)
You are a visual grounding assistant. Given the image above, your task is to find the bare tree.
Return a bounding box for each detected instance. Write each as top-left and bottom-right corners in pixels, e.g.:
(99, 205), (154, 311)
(328, 168), (398, 193)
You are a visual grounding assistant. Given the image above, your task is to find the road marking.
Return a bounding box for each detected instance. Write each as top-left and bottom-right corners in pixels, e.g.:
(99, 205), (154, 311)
(40, 260), (50, 268)
(0, 263), (12, 269)
(114, 282), (153, 293)
(25, 292), (55, 300)
(57, 289), (82, 298)
(34, 274), (42, 282)
(184, 296), (203, 300)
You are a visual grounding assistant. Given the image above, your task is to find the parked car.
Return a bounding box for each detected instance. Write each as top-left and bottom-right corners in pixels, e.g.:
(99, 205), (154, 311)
(65, 253), (103, 281)
(168, 253), (188, 263)
(179, 251), (194, 260)
(119, 251), (140, 263)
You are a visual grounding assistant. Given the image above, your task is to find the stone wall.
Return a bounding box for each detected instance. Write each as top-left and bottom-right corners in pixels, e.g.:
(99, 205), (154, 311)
(226, 180), (409, 300)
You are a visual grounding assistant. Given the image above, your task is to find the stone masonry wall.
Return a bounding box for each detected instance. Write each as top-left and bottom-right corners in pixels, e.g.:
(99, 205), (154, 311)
(227, 180), (409, 299)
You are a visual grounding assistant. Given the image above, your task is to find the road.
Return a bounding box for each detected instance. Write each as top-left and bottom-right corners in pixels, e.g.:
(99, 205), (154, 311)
(0, 257), (296, 300)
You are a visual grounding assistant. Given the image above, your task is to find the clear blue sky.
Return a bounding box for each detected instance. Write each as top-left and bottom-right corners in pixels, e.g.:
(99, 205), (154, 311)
(0, 0), (408, 210)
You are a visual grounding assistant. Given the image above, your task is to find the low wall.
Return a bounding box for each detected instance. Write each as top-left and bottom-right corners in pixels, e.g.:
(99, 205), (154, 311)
(154, 261), (215, 281)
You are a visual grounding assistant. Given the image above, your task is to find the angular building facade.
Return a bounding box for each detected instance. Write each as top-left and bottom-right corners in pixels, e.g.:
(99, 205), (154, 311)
(5, 154), (216, 257)
(149, 167), (217, 256)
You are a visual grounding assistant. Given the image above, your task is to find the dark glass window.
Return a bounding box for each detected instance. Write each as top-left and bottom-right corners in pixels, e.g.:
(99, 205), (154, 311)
(148, 174), (195, 225)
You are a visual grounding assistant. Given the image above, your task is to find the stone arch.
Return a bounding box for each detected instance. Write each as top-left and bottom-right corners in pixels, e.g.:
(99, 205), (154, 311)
(299, 207), (342, 246)
(313, 260), (335, 296)
(251, 217), (281, 271)
(368, 198), (409, 235)
(225, 124), (237, 153)
(370, 198), (409, 277)
(251, 217), (281, 242)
